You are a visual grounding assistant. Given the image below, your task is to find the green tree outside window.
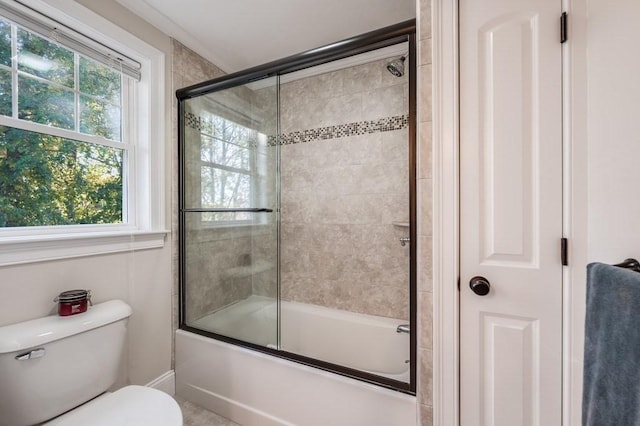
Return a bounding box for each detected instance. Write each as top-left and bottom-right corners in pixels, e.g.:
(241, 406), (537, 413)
(0, 17), (126, 227)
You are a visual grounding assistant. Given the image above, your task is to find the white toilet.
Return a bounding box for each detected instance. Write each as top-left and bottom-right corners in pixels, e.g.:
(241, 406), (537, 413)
(0, 300), (182, 426)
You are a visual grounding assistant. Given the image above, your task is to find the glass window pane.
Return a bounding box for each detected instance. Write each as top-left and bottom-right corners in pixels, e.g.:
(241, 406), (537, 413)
(17, 29), (74, 87)
(201, 135), (251, 170)
(0, 126), (123, 227)
(0, 68), (11, 116)
(18, 76), (74, 130)
(79, 56), (121, 104)
(201, 167), (251, 209)
(80, 94), (121, 141)
(0, 19), (11, 67)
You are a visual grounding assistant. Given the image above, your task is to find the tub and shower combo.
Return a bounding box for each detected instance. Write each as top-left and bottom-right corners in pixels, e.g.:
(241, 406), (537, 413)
(177, 20), (418, 426)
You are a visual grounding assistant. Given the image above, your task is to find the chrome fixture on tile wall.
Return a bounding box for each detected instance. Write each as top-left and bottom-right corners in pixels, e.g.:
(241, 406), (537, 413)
(386, 55), (407, 77)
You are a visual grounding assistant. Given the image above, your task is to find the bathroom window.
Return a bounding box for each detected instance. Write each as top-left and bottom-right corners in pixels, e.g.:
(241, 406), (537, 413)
(198, 113), (266, 225)
(0, 1), (166, 266)
(0, 18), (129, 227)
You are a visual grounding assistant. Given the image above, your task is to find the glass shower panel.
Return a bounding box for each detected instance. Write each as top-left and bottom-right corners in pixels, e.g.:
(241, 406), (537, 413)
(278, 46), (411, 384)
(182, 76), (278, 347)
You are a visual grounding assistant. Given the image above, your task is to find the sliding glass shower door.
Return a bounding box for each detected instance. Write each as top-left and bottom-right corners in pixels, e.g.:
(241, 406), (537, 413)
(180, 76), (279, 347)
(178, 24), (416, 393)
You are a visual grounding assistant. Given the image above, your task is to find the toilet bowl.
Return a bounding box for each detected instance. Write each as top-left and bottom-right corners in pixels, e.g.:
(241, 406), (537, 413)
(0, 300), (182, 426)
(46, 385), (182, 425)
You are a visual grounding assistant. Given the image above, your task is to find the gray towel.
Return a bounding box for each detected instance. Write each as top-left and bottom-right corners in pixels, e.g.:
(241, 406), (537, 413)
(583, 262), (640, 426)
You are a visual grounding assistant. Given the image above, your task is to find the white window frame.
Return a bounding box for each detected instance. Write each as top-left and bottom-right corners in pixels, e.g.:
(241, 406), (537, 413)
(0, 0), (167, 266)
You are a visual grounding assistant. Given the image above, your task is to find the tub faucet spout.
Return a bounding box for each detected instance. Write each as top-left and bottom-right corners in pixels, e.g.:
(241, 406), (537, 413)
(396, 324), (410, 334)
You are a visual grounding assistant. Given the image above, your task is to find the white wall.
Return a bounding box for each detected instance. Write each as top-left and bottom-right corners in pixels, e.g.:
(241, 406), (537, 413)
(586, 0), (640, 262)
(569, 1), (640, 424)
(0, 0), (174, 388)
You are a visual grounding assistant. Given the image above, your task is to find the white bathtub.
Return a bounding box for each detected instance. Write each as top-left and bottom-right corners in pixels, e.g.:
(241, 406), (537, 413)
(177, 296), (416, 426)
(190, 296), (410, 381)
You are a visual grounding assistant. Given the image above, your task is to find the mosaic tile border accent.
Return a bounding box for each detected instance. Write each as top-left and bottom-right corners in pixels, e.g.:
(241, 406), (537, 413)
(185, 112), (408, 146)
(269, 115), (409, 146)
(184, 111), (259, 148)
(184, 112), (208, 133)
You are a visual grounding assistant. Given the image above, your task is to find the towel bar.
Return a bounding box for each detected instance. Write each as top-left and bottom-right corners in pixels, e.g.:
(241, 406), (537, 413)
(613, 258), (640, 273)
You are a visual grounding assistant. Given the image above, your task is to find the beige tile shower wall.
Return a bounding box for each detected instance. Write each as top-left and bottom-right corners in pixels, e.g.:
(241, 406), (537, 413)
(281, 59), (408, 133)
(250, 86), (279, 299)
(418, 0), (434, 423)
(183, 222), (256, 323)
(279, 59), (410, 320)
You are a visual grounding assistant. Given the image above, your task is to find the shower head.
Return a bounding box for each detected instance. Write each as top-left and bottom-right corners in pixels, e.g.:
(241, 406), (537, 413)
(386, 56), (406, 77)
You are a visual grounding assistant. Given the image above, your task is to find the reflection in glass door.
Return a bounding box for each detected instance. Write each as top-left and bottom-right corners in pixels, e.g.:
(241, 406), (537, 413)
(180, 76), (279, 347)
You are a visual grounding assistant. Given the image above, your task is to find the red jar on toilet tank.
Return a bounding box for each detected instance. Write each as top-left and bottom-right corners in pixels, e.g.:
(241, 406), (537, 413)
(54, 289), (92, 316)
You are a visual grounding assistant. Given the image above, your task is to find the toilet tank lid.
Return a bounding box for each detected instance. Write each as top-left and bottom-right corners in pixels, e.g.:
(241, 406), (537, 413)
(0, 300), (132, 354)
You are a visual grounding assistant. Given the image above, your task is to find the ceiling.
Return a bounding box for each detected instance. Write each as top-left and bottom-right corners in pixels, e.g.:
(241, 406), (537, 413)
(116, 0), (416, 73)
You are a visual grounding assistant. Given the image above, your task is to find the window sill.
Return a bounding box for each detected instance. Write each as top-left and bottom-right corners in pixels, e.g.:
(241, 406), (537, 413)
(0, 230), (169, 267)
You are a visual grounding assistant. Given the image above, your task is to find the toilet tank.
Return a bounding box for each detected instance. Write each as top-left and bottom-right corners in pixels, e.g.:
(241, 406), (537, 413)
(0, 300), (132, 426)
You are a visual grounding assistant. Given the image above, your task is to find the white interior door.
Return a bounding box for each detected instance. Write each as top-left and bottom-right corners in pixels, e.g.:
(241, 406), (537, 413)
(459, 0), (563, 424)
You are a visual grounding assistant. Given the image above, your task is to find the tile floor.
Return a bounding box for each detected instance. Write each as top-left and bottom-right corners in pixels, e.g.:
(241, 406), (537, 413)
(175, 397), (242, 426)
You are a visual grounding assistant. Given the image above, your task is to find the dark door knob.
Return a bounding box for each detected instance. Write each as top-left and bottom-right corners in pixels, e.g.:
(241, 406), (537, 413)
(469, 276), (491, 296)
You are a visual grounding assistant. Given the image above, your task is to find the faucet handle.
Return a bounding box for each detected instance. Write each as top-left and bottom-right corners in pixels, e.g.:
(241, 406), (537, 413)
(396, 324), (410, 334)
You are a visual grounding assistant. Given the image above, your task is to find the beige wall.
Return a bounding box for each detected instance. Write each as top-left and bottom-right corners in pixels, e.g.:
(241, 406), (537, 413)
(280, 58), (411, 319)
(0, 248), (172, 387)
(418, 0), (433, 423)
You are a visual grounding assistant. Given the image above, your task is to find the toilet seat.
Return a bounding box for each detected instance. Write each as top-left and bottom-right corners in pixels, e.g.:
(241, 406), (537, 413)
(45, 385), (183, 425)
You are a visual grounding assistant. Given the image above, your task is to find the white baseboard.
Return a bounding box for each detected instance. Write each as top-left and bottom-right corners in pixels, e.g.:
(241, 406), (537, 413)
(146, 370), (176, 396)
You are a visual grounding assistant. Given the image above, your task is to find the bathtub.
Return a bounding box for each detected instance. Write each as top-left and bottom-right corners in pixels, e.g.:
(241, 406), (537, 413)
(176, 296), (416, 425)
